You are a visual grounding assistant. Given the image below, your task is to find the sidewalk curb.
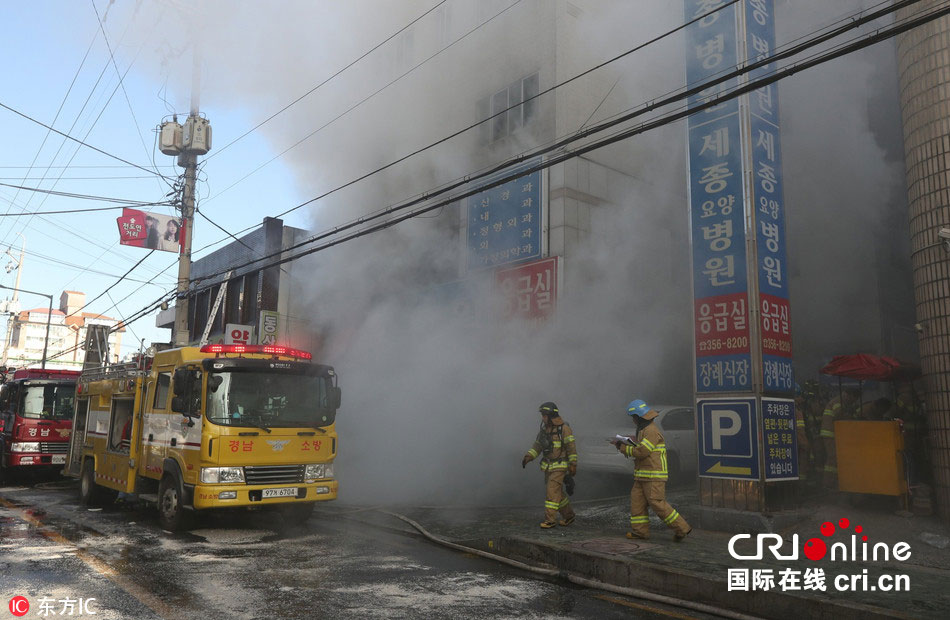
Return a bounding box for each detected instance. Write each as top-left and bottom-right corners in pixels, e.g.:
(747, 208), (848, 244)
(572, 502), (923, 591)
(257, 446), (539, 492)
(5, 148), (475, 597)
(697, 506), (806, 534)
(470, 535), (912, 620)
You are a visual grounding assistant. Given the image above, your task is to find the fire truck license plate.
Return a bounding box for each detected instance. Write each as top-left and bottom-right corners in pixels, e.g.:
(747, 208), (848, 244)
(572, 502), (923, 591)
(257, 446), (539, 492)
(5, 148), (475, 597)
(262, 487), (297, 499)
(51, 455), (66, 465)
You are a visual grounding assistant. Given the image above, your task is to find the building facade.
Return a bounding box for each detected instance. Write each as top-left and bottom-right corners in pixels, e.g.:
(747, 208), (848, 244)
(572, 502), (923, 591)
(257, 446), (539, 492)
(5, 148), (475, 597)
(157, 217), (316, 351)
(3, 291), (123, 370)
(282, 0), (916, 396)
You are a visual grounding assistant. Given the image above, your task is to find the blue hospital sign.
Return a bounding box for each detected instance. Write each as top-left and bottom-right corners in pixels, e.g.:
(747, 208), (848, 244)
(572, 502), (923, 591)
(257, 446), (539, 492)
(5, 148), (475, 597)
(697, 398), (759, 480)
(685, 0), (752, 393)
(468, 160), (542, 270)
(745, 0), (794, 393)
(686, 0), (793, 396)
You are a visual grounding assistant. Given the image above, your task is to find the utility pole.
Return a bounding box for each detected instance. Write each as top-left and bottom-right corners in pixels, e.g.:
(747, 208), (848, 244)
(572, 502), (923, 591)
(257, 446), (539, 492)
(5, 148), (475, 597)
(174, 147), (197, 346)
(161, 110), (210, 347)
(1, 234), (25, 366)
(163, 45), (209, 346)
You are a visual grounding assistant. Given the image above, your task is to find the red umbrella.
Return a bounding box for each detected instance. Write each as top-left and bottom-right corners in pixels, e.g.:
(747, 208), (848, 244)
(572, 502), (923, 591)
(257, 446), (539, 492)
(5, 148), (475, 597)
(819, 354), (918, 381)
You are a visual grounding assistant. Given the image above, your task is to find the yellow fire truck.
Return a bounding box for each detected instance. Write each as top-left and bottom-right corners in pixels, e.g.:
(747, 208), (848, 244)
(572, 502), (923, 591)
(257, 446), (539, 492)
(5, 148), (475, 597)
(65, 343), (340, 530)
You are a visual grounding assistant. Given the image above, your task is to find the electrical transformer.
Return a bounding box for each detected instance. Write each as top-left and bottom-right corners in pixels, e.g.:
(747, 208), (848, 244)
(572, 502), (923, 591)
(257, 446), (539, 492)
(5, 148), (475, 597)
(159, 121), (183, 156)
(183, 116), (212, 155)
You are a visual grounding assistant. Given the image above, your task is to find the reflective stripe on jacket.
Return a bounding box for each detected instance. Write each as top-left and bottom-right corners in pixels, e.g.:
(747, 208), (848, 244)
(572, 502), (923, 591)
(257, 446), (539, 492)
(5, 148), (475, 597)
(524, 417), (577, 470)
(820, 396), (847, 439)
(623, 422), (668, 480)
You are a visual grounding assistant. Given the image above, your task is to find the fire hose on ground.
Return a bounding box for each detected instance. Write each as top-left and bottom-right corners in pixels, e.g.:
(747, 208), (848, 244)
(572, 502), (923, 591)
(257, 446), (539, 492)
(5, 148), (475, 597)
(380, 509), (762, 620)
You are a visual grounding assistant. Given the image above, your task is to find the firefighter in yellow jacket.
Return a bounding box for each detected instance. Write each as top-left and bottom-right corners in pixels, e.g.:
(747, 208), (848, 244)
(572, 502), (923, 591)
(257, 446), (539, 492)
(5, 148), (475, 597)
(522, 402), (577, 528)
(613, 399), (691, 541)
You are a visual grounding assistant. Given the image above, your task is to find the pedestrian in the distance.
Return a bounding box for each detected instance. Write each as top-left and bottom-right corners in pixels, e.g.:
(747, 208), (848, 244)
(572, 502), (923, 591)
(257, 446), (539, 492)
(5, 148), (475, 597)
(522, 401), (577, 528)
(612, 399), (691, 541)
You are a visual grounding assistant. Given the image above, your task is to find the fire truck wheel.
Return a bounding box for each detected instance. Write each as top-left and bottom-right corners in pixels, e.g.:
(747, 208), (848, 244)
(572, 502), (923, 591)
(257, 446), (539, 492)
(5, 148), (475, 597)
(158, 474), (189, 531)
(79, 460), (108, 506)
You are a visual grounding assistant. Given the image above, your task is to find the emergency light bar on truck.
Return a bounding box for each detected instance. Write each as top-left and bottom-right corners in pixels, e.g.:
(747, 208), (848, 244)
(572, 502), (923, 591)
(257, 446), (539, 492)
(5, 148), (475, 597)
(199, 344), (312, 360)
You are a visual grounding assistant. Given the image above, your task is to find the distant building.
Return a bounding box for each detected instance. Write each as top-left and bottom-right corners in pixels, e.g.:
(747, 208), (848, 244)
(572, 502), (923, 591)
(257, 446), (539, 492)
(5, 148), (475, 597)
(2, 291), (124, 369)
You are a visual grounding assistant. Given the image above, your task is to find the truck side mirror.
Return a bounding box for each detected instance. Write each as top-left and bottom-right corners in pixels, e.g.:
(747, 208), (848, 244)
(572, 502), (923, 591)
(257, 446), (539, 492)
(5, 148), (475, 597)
(328, 387), (342, 410)
(171, 396), (187, 414)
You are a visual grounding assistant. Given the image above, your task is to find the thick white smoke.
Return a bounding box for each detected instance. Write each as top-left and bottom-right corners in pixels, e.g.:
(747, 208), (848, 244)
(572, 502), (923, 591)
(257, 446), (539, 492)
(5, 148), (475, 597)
(124, 0), (913, 504)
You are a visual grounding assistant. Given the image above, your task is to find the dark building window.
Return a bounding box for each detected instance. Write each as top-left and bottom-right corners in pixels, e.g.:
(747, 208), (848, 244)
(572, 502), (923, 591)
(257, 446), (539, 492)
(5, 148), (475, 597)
(191, 289), (210, 340)
(243, 271), (260, 324)
(225, 278), (243, 325)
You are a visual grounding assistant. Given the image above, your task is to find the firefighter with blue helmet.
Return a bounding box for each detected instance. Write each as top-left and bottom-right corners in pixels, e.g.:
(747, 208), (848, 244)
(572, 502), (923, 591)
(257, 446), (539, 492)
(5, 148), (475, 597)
(522, 401), (577, 528)
(612, 399), (691, 541)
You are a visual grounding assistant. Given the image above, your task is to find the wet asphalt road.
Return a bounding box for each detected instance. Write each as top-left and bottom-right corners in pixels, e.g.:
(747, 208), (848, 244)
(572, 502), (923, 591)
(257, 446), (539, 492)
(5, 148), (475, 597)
(0, 477), (705, 620)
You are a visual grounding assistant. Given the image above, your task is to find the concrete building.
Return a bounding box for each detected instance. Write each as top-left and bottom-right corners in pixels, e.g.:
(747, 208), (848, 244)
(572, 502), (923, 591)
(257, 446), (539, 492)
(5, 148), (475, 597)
(3, 291), (123, 369)
(897, 3), (950, 521)
(284, 0), (916, 396)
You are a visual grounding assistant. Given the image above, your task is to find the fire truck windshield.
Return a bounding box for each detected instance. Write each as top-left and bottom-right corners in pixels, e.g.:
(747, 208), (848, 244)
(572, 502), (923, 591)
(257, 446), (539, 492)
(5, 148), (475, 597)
(205, 371), (335, 428)
(19, 382), (76, 420)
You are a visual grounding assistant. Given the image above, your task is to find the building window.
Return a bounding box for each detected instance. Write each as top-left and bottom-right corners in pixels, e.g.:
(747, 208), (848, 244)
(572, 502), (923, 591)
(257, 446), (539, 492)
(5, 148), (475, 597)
(226, 278), (243, 325)
(479, 72), (540, 144)
(243, 271), (260, 324)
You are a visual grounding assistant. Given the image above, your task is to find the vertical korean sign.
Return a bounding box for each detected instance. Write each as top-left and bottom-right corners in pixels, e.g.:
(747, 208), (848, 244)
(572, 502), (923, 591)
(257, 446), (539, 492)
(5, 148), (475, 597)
(468, 160), (542, 270)
(685, 0), (752, 393)
(745, 0), (793, 392)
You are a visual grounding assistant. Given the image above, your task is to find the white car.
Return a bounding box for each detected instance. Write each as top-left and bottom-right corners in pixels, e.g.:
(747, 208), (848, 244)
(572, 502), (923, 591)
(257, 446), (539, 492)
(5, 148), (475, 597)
(577, 406), (697, 479)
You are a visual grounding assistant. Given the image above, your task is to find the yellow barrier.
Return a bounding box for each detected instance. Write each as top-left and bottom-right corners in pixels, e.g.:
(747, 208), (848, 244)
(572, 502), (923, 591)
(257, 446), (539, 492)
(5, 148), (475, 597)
(835, 420), (906, 496)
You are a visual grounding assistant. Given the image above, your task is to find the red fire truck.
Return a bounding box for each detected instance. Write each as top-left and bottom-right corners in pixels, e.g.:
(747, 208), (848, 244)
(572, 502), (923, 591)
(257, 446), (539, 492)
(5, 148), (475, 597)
(0, 368), (79, 479)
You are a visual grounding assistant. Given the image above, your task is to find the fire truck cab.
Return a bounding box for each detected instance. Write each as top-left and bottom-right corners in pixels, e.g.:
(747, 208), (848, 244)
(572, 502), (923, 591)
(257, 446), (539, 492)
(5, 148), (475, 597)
(0, 368), (78, 479)
(66, 344), (340, 530)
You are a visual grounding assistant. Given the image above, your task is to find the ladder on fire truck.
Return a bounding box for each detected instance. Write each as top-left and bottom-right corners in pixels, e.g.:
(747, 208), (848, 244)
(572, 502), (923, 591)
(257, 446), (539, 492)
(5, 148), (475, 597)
(79, 324), (144, 382)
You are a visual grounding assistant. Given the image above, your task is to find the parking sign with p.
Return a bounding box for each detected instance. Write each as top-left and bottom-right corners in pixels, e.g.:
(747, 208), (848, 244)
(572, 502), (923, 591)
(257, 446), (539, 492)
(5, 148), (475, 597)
(697, 398), (759, 480)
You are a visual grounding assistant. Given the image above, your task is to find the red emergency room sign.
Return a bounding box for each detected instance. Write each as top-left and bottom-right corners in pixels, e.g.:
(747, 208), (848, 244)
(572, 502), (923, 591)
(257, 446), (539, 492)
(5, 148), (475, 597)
(494, 256), (558, 322)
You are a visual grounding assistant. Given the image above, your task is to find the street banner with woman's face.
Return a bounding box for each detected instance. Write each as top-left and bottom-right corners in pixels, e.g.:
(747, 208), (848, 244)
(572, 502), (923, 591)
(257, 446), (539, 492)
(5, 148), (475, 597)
(116, 207), (184, 253)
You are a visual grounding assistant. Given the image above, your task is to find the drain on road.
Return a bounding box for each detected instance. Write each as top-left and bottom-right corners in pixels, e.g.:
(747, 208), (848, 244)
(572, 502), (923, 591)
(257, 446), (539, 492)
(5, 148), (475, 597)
(568, 537), (656, 556)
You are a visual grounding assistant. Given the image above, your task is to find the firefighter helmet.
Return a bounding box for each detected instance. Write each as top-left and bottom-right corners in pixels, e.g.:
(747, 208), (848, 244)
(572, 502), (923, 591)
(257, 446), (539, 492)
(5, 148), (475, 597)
(539, 401), (559, 415)
(627, 399), (650, 417)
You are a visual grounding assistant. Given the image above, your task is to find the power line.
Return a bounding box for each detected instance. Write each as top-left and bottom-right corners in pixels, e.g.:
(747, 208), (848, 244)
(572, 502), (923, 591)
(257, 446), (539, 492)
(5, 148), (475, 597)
(195, 0), (741, 246)
(203, 0), (526, 204)
(0, 181), (174, 205)
(99, 0), (943, 338)
(0, 28), (163, 256)
(0, 26), (100, 234)
(91, 0), (171, 194)
(0, 204), (166, 217)
(0, 165), (150, 169)
(208, 0), (449, 160)
(2, 246), (173, 286)
(64, 250), (156, 320)
(105, 290), (140, 345)
(1, 16), (176, 281)
(185, 0), (939, 291)
(0, 101), (172, 179)
(0, 175), (155, 180)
